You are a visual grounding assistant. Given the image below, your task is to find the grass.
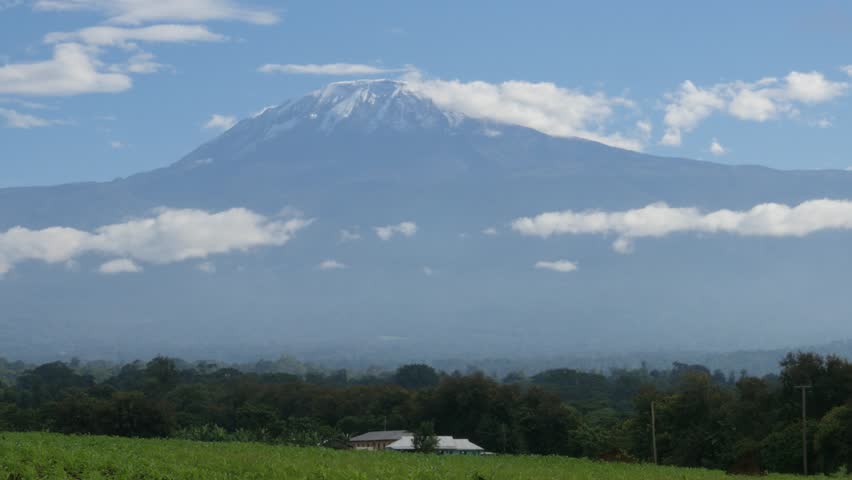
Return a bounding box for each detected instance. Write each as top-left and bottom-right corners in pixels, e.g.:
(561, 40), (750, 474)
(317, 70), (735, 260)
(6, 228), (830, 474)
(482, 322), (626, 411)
(0, 432), (814, 480)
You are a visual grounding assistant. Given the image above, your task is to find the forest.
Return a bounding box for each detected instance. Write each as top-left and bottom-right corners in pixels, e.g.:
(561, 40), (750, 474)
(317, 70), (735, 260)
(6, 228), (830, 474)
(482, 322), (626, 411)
(1, 352), (851, 476)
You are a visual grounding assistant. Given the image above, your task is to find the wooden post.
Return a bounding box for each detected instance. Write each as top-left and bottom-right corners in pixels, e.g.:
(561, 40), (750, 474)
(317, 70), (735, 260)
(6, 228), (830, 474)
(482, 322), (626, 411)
(651, 400), (658, 465)
(795, 385), (812, 475)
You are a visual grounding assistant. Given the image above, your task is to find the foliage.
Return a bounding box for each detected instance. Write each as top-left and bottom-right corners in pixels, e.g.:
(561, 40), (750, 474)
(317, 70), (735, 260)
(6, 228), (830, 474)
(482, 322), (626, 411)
(815, 405), (852, 474)
(393, 364), (440, 389)
(1, 352), (852, 475)
(413, 421), (439, 453)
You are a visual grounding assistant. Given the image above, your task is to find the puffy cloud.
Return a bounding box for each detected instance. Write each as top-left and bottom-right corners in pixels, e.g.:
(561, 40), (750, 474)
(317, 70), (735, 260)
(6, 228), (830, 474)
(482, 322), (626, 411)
(375, 221), (417, 241)
(709, 138), (727, 156)
(661, 72), (847, 145)
(98, 258), (141, 274)
(318, 259), (346, 270)
(513, 199), (852, 253)
(844, 65), (852, 77)
(785, 71), (847, 103)
(482, 227), (498, 236)
(0, 43), (131, 96)
(203, 114), (236, 131)
(661, 81), (726, 146)
(534, 260), (578, 273)
(0, 207), (311, 276)
(728, 87), (778, 121)
(45, 24), (226, 47)
(110, 140), (125, 149)
(33, 0), (279, 25)
(0, 108), (55, 128)
(403, 74), (644, 151)
(259, 63), (399, 76)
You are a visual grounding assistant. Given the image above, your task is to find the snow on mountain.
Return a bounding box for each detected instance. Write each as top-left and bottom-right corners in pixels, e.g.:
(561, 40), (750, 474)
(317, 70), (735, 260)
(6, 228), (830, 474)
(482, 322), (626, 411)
(244, 79), (466, 138)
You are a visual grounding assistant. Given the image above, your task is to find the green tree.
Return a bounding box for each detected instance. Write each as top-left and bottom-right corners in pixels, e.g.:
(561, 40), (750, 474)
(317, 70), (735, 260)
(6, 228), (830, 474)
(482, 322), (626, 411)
(815, 405), (852, 474)
(412, 421), (439, 453)
(393, 364), (439, 390)
(144, 357), (179, 396)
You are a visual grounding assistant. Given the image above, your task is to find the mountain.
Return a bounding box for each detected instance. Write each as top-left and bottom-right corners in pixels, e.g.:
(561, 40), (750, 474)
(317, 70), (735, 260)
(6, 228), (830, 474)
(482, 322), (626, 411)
(4, 79), (852, 364)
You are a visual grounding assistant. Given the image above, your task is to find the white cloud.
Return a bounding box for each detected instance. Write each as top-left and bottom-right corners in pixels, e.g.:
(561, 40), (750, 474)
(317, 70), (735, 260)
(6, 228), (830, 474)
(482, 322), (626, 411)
(661, 72), (848, 145)
(45, 24), (226, 47)
(403, 74), (643, 151)
(422, 266), (434, 276)
(318, 259), (346, 270)
(0, 43), (131, 96)
(339, 228), (361, 242)
(98, 258), (141, 274)
(0, 207), (311, 276)
(612, 237), (634, 254)
(534, 260), (578, 273)
(728, 86), (778, 121)
(0, 107), (55, 128)
(843, 65), (852, 77)
(197, 261), (216, 273)
(635, 120), (652, 139)
(110, 140), (125, 149)
(204, 114), (236, 131)
(259, 63), (399, 76)
(660, 80), (726, 146)
(513, 199), (852, 253)
(109, 51), (167, 74)
(33, 0), (279, 25)
(785, 71), (847, 103)
(375, 221), (417, 241)
(482, 227), (498, 236)
(709, 138), (727, 156)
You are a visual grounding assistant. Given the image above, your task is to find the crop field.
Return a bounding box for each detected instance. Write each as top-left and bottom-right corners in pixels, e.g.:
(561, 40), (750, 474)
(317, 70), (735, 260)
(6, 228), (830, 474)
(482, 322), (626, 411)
(0, 432), (811, 480)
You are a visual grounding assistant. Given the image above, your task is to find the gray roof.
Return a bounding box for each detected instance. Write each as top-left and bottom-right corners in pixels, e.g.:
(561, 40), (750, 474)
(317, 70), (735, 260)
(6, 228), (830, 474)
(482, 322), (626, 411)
(386, 435), (484, 452)
(351, 430), (410, 442)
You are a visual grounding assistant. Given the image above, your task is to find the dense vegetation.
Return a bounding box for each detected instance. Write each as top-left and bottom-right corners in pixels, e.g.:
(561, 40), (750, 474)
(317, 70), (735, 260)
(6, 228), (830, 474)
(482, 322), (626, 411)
(1, 352), (852, 475)
(0, 432), (809, 480)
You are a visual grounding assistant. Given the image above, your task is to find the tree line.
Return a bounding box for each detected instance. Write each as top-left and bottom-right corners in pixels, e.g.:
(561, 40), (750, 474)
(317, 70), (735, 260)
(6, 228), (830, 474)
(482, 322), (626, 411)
(1, 352), (851, 475)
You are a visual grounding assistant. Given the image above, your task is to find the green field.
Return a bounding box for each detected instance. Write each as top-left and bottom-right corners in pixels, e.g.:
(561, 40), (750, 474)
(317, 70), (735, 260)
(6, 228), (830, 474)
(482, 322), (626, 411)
(0, 432), (814, 480)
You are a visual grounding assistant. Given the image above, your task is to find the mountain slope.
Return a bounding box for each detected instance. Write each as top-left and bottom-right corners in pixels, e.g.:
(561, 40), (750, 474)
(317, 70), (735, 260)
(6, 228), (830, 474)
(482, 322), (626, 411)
(3, 79), (852, 363)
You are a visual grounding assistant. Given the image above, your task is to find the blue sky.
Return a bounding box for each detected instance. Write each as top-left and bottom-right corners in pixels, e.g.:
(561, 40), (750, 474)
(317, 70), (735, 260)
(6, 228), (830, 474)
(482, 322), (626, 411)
(2, 0), (852, 187)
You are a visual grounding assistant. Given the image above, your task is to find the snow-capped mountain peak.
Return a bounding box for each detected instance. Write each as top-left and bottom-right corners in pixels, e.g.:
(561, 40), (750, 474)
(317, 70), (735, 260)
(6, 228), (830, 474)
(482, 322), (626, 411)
(245, 79), (465, 137)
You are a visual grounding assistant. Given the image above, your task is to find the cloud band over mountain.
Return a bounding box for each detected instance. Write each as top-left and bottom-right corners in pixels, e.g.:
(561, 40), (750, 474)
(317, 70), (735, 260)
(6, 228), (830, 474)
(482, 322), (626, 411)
(0, 207), (311, 276)
(512, 199), (852, 253)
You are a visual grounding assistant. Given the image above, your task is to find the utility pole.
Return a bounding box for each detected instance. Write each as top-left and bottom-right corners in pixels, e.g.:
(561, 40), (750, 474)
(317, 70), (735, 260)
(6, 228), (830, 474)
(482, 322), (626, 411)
(651, 400), (658, 465)
(794, 385), (812, 475)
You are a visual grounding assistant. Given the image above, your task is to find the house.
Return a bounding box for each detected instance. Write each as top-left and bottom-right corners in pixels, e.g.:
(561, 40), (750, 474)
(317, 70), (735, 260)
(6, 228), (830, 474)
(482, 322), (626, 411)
(350, 430), (410, 450)
(385, 435), (485, 455)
